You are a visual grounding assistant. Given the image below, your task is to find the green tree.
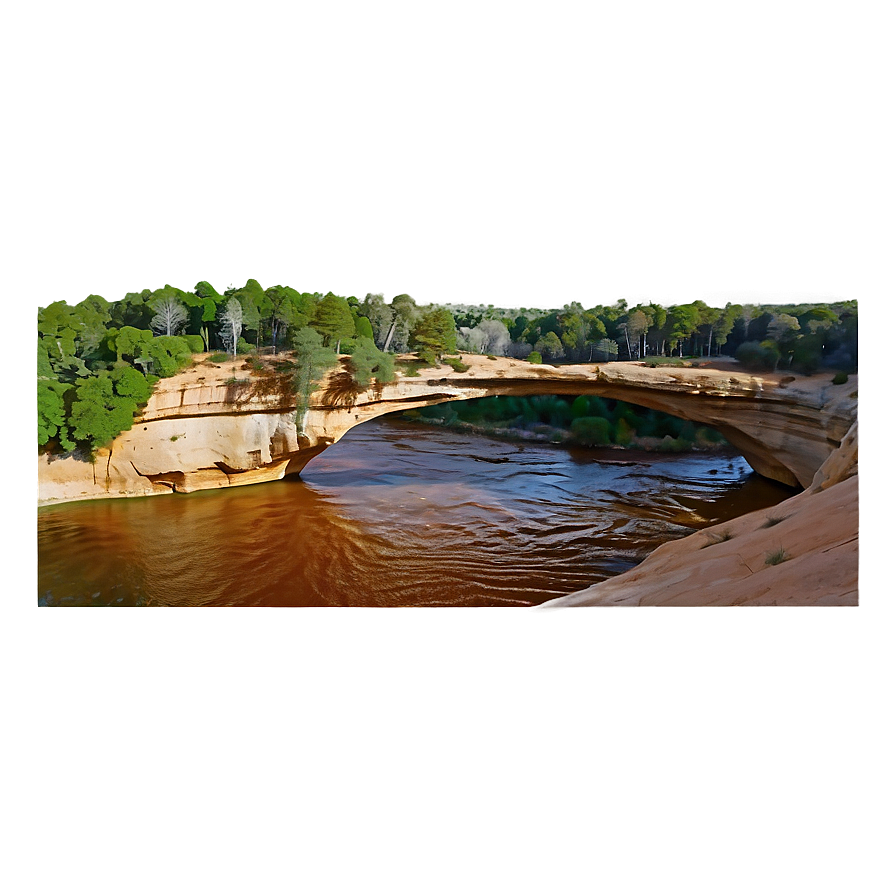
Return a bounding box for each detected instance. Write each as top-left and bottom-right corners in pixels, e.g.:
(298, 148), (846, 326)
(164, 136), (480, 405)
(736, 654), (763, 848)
(666, 305), (701, 356)
(535, 330), (562, 360)
(410, 307), (457, 363)
(73, 295), (112, 357)
(624, 309), (649, 358)
(311, 294), (355, 353)
(382, 294), (418, 353)
(110, 366), (154, 403)
(291, 328), (339, 422)
(348, 337), (395, 388)
(360, 293), (392, 347)
(68, 375), (140, 451)
(646, 304), (667, 355)
(713, 304), (739, 356)
(223, 280), (265, 348)
(354, 314), (375, 341)
(145, 335), (193, 376)
(188, 281), (223, 350)
(262, 284), (312, 353)
(112, 326), (154, 363)
(38, 380), (75, 450)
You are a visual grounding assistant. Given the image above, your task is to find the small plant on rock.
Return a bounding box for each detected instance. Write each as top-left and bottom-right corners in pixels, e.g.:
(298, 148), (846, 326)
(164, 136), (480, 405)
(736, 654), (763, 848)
(701, 529), (734, 548)
(765, 547), (788, 566)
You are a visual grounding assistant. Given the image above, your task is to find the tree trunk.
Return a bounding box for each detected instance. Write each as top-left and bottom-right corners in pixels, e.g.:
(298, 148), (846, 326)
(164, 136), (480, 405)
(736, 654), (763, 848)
(622, 326), (632, 359)
(383, 317), (398, 353)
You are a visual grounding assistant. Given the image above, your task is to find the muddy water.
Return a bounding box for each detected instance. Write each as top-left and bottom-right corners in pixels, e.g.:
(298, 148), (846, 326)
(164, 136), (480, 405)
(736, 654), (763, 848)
(37, 416), (796, 606)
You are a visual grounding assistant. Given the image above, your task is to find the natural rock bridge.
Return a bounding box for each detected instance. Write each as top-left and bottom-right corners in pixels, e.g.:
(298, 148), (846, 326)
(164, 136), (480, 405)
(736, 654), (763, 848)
(38, 353), (858, 505)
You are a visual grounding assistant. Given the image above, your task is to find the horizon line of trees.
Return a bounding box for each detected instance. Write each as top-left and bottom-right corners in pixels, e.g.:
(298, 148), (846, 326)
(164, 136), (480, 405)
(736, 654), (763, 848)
(38, 281), (858, 455)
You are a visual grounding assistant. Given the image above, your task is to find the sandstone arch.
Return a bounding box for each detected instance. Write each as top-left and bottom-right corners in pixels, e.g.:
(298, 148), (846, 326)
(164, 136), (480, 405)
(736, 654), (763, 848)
(38, 355), (858, 505)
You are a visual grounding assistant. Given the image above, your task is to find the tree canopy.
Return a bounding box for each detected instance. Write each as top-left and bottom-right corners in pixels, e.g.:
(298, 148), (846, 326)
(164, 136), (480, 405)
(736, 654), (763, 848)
(36, 277), (858, 456)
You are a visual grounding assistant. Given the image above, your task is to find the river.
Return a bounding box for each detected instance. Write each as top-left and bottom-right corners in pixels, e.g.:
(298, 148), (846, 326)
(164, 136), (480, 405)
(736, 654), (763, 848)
(37, 416), (796, 606)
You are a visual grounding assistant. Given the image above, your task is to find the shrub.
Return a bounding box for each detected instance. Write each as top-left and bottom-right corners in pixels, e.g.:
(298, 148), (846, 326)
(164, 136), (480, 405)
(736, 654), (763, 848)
(349, 338), (395, 388)
(570, 416), (611, 446)
(527, 351), (543, 364)
(642, 356), (687, 367)
(184, 334), (205, 353)
(765, 547), (788, 566)
(736, 340), (780, 372)
(208, 352), (229, 363)
(615, 417), (634, 445)
(110, 366), (153, 403)
(701, 529), (733, 548)
(657, 435), (691, 453)
(237, 337), (254, 355)
(443, 356), (470, 373)
(832, 371), (849, 385)
(487, 355), (497, 360)
(398, 360), (427, 377)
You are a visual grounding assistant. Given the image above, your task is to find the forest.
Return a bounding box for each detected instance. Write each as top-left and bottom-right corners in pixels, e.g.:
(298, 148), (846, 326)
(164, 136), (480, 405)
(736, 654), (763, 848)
(38, 279), (858, 455)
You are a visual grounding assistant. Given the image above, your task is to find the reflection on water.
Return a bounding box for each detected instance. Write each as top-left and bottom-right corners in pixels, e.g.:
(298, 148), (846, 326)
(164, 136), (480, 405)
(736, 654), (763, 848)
(38, 417), (796, 607)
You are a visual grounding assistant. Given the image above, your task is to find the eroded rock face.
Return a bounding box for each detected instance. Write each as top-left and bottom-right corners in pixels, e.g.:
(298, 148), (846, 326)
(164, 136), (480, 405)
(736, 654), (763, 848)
(38, 355), (858, 505)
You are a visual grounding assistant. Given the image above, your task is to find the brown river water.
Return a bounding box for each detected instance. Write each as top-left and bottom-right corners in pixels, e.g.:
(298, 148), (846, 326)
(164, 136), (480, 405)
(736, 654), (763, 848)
(37, 416), (796, 607)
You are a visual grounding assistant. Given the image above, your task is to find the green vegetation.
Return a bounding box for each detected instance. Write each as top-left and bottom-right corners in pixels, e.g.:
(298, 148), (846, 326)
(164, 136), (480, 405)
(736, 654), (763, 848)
(642, 356), (691, 368)
(347, 338), (395, 389)
(37, 283), (858, 456)
(765, 547), (789, 566)
(736, 341), (780, 372)
(292, 328), (340, 422)
(832, 371), (849, 385)
(443, 356), (471, 373)
(396, 359), (428, 377)
(404, 394), (730, 453)
(410, 307), (457, 364)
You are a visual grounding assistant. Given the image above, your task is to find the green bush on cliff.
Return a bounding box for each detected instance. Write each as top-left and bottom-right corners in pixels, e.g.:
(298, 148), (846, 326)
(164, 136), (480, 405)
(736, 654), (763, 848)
(38, 380), (75, 451)
(348, 337), (395, 389)
(68, 375), (141, 452)
(184, 334), (205, 354)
